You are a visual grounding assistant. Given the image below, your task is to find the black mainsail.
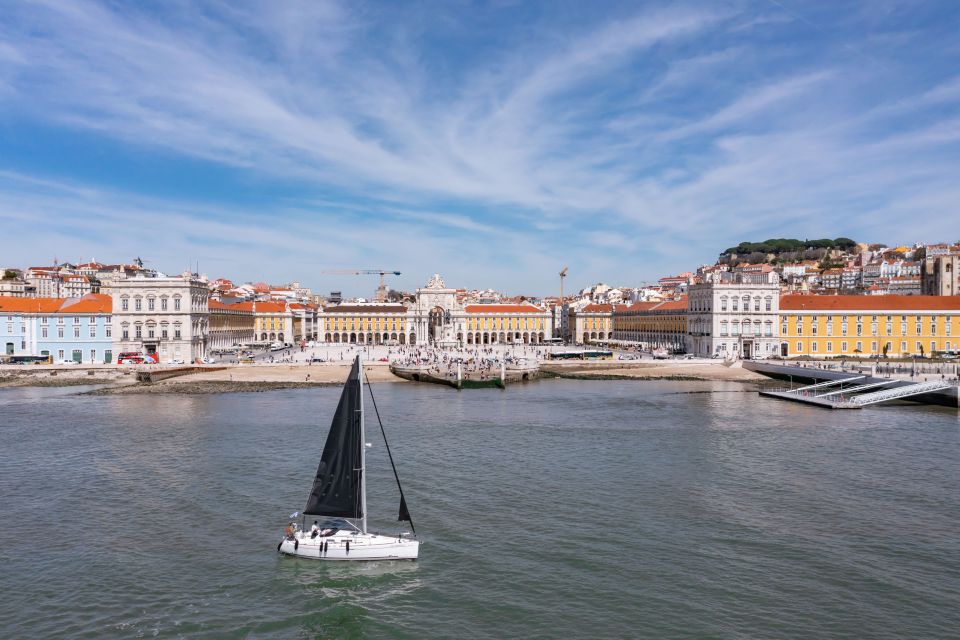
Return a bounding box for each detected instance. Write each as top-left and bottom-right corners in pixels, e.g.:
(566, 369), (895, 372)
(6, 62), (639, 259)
(304, 358), (364, 519)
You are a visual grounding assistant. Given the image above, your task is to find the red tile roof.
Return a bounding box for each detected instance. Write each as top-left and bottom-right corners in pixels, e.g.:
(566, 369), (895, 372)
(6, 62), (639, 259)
(0, 293), (111, 313)
(780, 295), (960, 311)
(464, 304), (546, 314)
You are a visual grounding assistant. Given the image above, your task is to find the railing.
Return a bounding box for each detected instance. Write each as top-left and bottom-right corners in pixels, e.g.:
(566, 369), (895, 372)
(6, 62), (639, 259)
(850, 381), (954, 406)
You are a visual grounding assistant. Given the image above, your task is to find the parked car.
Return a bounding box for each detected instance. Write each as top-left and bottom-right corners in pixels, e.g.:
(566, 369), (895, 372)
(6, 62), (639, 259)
(56, 359), (79, 365)
(167, 358), (185, 365)
(308, 357), (326, 363)
(200, 357), (217, 364)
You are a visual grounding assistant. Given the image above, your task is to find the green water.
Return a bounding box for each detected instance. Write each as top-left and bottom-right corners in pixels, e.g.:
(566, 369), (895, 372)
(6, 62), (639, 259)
(1, 380), (958, 638)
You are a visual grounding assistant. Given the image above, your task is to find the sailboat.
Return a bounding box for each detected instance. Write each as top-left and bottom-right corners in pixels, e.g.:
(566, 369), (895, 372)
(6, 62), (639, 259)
(277, 356), (420, 561)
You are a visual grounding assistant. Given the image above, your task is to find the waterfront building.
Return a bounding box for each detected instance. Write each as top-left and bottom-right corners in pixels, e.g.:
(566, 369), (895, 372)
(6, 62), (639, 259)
(0, 294), (113, 362)
(290, 303), (319, 343)
(254, 301), (293, 344)
(685, 277), (781, 359)
(322, 303), (409, 345)
(462, 304), (548, 345)
(567, 303), (619, 344)
(317, 274), (551, 346)
(208, 300), (255, 350)
(611, 298), (688, 351)
(110, 273), (209, 362)
(779, 295), (960, 358)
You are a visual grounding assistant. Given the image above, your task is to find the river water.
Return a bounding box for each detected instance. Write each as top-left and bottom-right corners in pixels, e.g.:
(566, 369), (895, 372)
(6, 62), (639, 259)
(1, 380), (958, 638)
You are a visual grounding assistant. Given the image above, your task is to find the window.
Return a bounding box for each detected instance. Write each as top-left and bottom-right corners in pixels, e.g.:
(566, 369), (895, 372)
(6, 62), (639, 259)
(731, 321), (740, 336)
(161, 297), (168, 311)
(74, 317), (80, 324)
(90, 349), (96, 362)
(57, 316), (64, 324)
(931, 317), (937, 335)
(122, 328), (129, 340)
(856, 323), (863, 336)
(826, 342), (832, 352)
(73, 326), (80, 338)
(856, 341), (862, 352)
(148, 327), (155, 338)
(901, 341), (906, 352)
(871, 341), (878, 353)
(41, 316), (48, 324)
(720, 297), (728, 311)
(174, 297), (181, 311)
(753, 298), (761, 312)
(174, 328), (182, 339)
(797, 320), (803, 336)
(796, 342), (803, 352)
(41, 327), (48, 338)
(58, 349), (64, 360)
(871, 322), (878, 336)
(106, 325), (112, 338)
(121, 297), (129, 311)
(57, 326), (64, 338)
(162, 328), (168, 339)
(135, 297), (142, 311)
(89, 325), (96, 338)
(811, 320), (818, 336)
(812, 342), (818, 352)
(841, 341), (848, 351)
(135, 325), (142, 339)
(765, 297), (772, 311)
(732, 298), (738, 311)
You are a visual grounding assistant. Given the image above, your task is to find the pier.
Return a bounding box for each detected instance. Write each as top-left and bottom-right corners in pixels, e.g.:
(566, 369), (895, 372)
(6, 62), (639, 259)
(746, 361), (959, 409)
(389, 362), (539, 390)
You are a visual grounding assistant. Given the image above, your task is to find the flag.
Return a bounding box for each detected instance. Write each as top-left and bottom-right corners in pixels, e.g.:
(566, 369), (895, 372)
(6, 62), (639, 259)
(289, 511), (299, 518)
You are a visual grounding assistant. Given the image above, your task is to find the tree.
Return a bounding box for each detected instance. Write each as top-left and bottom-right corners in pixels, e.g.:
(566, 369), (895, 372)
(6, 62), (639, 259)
(385, 289), (404, 302)
(2, 270), (17, 280)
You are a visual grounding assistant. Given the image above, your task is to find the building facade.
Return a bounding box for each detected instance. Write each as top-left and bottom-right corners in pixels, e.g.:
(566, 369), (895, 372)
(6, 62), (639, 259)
(254, 301), (293, 344)
(611, 298), (688, 351)
(110, 274), (209, 362)
(567, 303), (617, 344)
(780, 295), (960, 357)
(208, 300), (255, 350)
(322, 304), (410, 345)
(922, 254), (960, 296)
(686, 280), (781, 358)
(0, 294), (113, 362)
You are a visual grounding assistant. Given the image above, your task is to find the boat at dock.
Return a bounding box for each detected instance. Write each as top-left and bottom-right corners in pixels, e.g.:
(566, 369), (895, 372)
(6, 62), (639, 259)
(277, 356), (419, 561)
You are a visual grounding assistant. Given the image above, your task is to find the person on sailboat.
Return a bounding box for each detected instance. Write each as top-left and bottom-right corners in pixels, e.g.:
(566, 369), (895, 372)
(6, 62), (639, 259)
(310, 521), (320, 538)
(284, 523), (296, 540)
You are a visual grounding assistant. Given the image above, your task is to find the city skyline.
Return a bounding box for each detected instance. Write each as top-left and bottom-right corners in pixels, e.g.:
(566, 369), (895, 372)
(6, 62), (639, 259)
(2, 1), (959, 295)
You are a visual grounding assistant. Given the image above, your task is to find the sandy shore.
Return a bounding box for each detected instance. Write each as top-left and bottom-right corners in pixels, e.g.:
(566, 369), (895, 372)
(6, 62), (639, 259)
(541, 361), (766, 382)
(1, 359), (764, 393)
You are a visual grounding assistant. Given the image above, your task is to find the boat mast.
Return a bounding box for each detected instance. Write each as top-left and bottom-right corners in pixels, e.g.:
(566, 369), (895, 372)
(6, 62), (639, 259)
(358, 357), (368, 534)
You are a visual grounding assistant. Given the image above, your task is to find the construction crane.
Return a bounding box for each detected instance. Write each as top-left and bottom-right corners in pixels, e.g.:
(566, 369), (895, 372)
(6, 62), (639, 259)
(321, 269), (401, 302)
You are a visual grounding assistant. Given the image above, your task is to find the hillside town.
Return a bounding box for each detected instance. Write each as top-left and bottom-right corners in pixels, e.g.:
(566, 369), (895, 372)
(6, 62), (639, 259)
(1, 238), (959, 365)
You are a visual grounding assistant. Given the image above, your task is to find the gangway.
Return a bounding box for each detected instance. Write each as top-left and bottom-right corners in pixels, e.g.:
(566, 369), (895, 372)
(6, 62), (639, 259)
(850, 380), (954, 406)
(792, 376), (864, 393)
(816, 380), (896, 398)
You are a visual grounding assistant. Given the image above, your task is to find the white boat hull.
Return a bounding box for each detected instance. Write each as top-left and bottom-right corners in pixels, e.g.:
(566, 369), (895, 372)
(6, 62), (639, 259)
(278, 530), (419, 561)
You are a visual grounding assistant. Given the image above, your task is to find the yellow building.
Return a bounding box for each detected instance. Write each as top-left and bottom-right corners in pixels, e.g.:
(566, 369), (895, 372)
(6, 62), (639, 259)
(612, 298), (688, 350)
(322, 303), (409, 344)
(253, 301), (294, 343)
(462, 304), (547, 344)
(780, 295), (960, 358)
(568, 303), (622, 344)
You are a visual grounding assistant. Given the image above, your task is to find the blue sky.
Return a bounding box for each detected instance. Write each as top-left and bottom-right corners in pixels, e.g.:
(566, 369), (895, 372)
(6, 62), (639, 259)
(1, 0), (959, 297)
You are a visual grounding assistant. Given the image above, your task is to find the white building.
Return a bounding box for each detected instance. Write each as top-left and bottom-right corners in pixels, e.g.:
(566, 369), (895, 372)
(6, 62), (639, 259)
(110, 273), (209, 362)
(686, 277), (781, 359)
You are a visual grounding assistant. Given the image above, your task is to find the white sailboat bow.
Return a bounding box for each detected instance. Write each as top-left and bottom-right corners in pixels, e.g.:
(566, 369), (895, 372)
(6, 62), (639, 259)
(277, 356), (419, 561)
